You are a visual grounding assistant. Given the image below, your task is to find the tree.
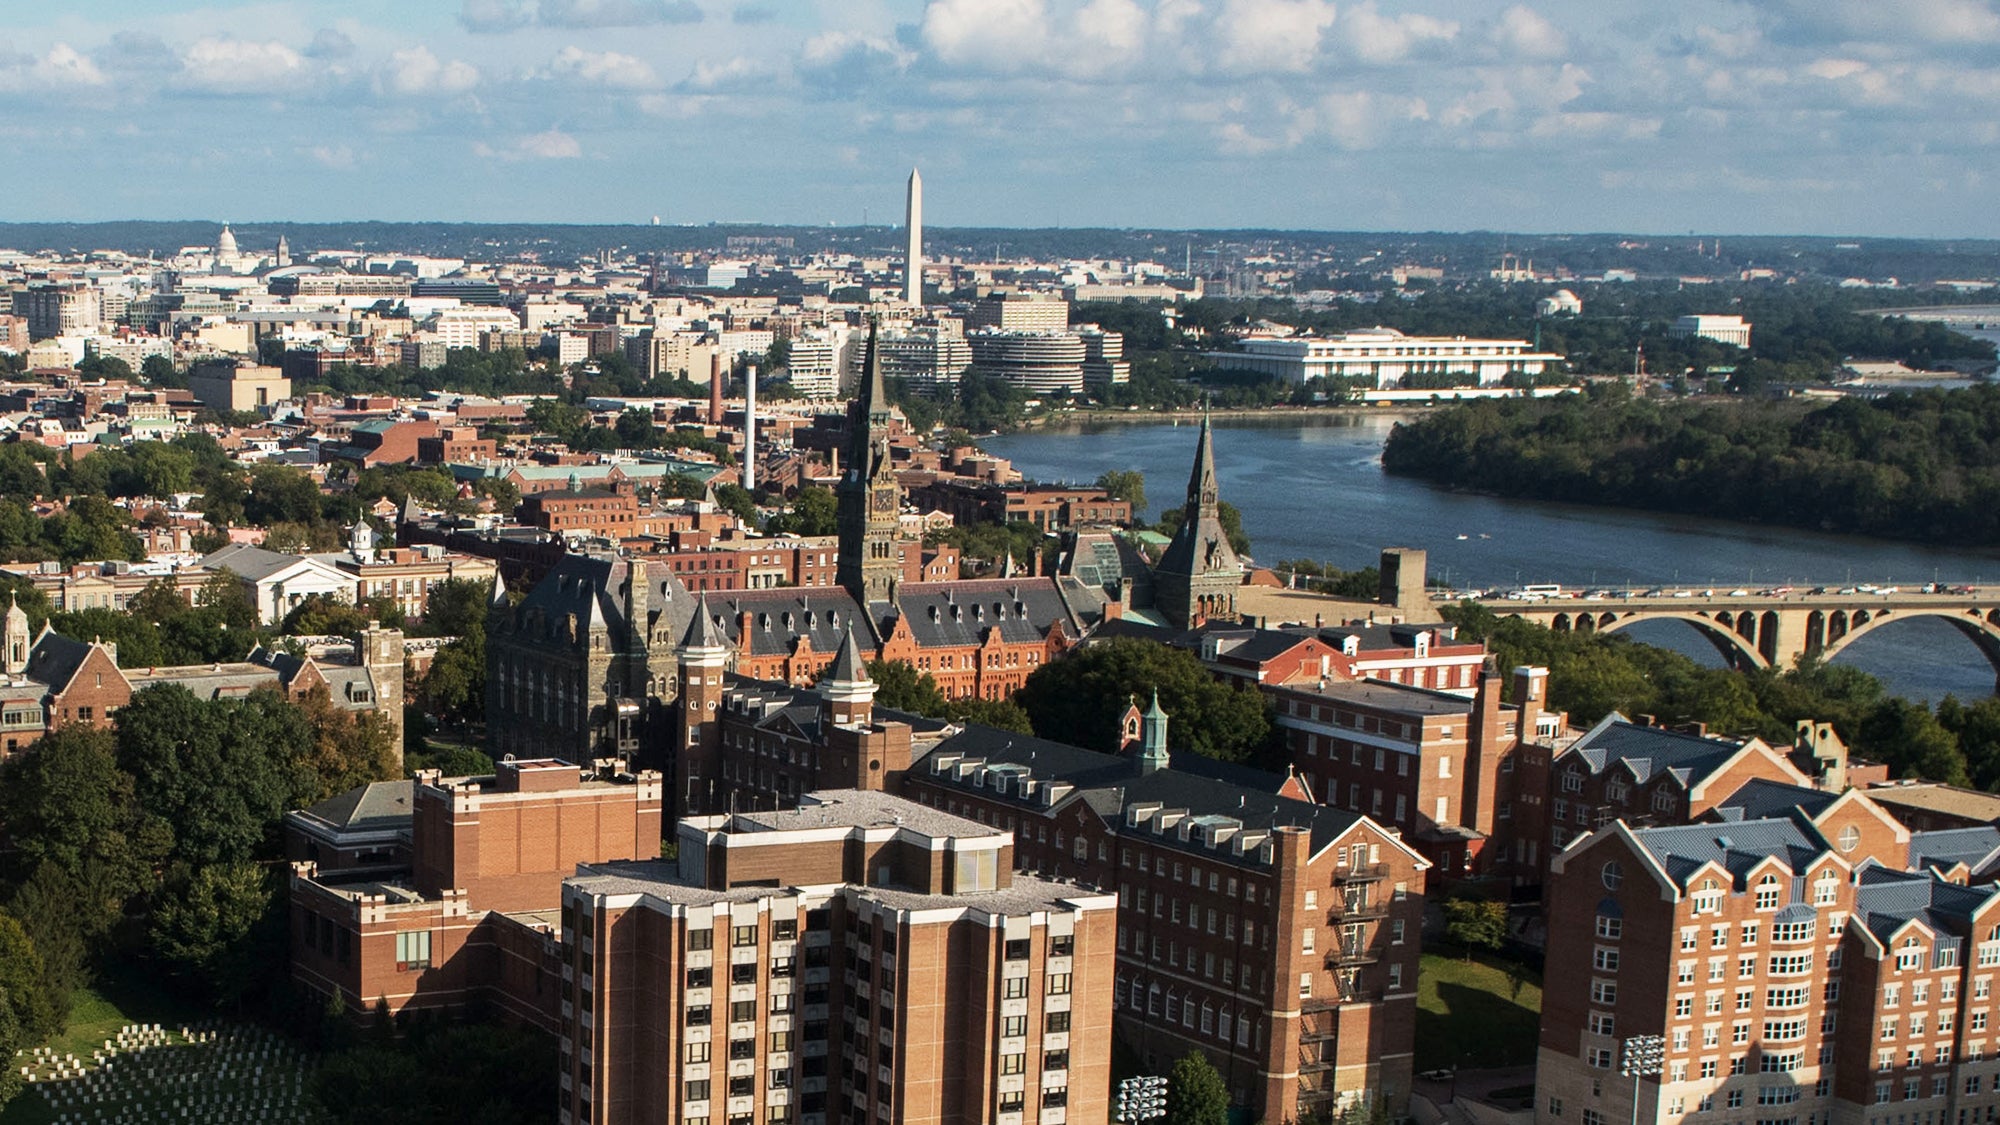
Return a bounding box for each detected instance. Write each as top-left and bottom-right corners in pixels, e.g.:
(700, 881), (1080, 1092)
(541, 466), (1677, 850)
(1016, 637), (1273, 764)
(295, 685), (400, 804)
(280, 594), (373, 638)
(147, 862), (282, 1009)
(1165, 1051), (1229, 1125)
(944, 696), (1035, 734)
(1442, 897), (1509, 960)
(420, 577), (493, 638)
(0, 911), (51, 1111)
(863, 659), (948, 716)
(1095, 469), (1146, 514)
(311, 1019), (559, 1125)
(115, 685), (315, 869)
(768, 486), (838, 536)
(0, 726), (164, 937)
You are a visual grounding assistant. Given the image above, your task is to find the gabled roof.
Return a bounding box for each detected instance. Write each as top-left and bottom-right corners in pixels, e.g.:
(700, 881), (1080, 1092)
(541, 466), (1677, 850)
(202, 542), (349, 584)
(1625, 818), (1827, 890)
(1852, 865), (1998, 947)
(921, 723), (1382, 859)
(1712, 778), (1840, 822)
(874, 578), (1078, 650)
(710, 587), (870, 659)
(1564, 713), (1754, 789)
(300, 779), (414, 836)
(1911, 826), (2000, 877)
(23, 629), (103, 694)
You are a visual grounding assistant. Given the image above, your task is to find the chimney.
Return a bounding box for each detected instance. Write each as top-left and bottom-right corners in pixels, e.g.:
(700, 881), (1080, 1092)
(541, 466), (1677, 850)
(742, 363), (757, 493)
(707, 350), (724, 426)
(1512, 665), (1547, 743)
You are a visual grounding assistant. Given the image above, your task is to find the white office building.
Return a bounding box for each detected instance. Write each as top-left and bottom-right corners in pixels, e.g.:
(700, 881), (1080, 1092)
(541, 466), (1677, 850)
(1667, 314), (1752, 348)
(1205, 327), (1563, 387)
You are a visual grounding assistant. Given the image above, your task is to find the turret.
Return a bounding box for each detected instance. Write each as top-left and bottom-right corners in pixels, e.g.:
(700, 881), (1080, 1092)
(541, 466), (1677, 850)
(3, 594), (29, 675)
(1138, 689), (1169, 776)
(820, 628), (875, 728)
(674, 594), (733, 819)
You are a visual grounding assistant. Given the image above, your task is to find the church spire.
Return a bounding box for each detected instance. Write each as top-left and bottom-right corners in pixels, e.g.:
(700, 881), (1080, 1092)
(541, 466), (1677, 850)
(1185, 397), (1219, 521)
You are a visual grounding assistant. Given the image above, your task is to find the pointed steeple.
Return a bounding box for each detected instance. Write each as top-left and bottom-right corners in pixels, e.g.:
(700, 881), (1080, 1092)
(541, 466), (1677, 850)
(861, 315), (888, 423)
(827, 627), (869, 686)
(3, 592), (29, 675)
(1138, 688), (1169, 775)
(820, 627), (876, 725)
(679, 592), (731, 656)
(487, 568), (509, 609)
(1185, 397), (1219, 521)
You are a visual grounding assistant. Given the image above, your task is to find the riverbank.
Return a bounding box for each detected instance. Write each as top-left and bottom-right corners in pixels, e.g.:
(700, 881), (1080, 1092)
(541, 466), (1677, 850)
(1009, 403), (1423, 430)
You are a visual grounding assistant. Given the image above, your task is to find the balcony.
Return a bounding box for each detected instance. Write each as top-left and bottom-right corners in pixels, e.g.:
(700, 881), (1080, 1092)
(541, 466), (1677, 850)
(1327, 898), (1388, 922)
(1336, 862), (1391, 882)
(1327, 942), (1377, 967)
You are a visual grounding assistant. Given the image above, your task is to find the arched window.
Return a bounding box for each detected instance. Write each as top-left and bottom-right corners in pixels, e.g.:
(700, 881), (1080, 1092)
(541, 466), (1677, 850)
(1602, 861), (1624, 891)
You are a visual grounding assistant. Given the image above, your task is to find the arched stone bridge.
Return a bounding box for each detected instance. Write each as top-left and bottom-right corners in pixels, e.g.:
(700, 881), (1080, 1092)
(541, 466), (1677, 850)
(1485, 592), (2000, 682)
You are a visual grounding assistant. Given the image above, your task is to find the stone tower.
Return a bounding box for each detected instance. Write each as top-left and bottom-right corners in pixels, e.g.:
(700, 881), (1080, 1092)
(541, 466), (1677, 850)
(836, 319), (902, 606)
(1378, 546), (1440, 624)
(1137, 689), (1169, 775)
(1152, 408), (1242, 630)
(3, 594), (28, 675)
(358, 621), (406, 768)
(674, 593), (732, 819)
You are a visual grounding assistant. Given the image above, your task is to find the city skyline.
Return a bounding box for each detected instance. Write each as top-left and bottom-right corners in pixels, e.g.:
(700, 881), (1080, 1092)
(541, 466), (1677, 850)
(4, 0), (2000, 238)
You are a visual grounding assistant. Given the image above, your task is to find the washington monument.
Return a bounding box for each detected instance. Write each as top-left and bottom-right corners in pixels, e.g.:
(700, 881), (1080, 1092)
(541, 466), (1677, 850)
(904, 168), (922, 307)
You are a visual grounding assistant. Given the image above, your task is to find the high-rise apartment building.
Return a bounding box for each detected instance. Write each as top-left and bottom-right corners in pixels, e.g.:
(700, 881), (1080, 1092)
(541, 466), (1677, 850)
(558, 789), (1117, 1125)
(1529, 782), (2000, 1125)
(14, 283), (102, 340)
(966, 292), (1069, 333)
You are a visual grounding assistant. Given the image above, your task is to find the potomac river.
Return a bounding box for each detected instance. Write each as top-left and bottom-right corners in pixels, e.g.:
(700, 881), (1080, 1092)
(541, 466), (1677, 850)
(982, 412), (2000, 703)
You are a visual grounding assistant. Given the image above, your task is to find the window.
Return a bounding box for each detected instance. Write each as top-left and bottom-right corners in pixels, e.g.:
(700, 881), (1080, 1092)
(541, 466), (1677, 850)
(1045, 1011), (1070, 1033)
(685, 1042), (711, 1064)
(1754, 875), (1781, 910)
(1002, 1016), (1027, 1038)
(1001, 1053), (1026, 1075)
(1004, 976), (1029, 999)
(1593, 947), (1620, 972)
(1048, 973), (1071, 995)
(1597, 915), (1623, 939)
(732, 925), (758, 947)
(686, 1080), (711, 1101)
(396, 930), (432, 971)
(689, 928), (713, 951)
(1601, 862), (1623, 891)
(686, 967), (712, 988)
(688, 1005), (711, 1026)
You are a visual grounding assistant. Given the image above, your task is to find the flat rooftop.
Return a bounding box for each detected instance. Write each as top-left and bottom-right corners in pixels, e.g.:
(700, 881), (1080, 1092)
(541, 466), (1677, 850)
(568, 858), (1107, 917)
(719, 788), (1002, 842)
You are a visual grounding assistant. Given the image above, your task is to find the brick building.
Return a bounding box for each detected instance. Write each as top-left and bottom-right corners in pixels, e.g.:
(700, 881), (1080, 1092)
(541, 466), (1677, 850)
(416, 426), (497, 464)
(523, 482), (642, 539)
(1525, 782), (2000, 1125)
(559, 789), (1118, 1125)
(320, 418), (440, 467)
(901, 703), (1430, 1124)
(1268, 668), (1560, 881)
(286, 757), (663, 1028)
(904, 478), (1133, 531)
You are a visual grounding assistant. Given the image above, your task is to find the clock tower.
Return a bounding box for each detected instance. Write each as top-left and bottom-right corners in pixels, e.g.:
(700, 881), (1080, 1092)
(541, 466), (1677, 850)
(837, 318), (903, 605)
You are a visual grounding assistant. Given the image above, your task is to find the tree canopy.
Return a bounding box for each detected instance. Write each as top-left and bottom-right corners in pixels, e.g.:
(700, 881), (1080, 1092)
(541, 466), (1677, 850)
(1016, 637), (1274, 764)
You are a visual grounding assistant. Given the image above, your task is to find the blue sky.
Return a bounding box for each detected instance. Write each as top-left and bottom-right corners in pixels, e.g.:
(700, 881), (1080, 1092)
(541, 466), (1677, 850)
(4, 0), (2000, 236)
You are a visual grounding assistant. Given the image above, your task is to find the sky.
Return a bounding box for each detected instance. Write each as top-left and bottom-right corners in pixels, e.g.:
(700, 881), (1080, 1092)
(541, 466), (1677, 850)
(4, 0), (2000, 237)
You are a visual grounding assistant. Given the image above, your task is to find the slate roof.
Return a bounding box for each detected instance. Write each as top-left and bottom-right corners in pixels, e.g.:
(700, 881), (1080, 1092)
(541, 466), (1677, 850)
(1852, 865), (1995, 947)
(202, 543), (318, 582)
(920, 723), (1368, 859)
(873, 578), (1078, 649)
(1712, 778), (1840, 822)
(511, 555), (695, 650)
(1062, 531), (1153, 602)
(707, 588), (870, 659)
(23, 629), (99, 693)
(300, 779), (414, 836)
(1910, 826), (2000, 876)
(1565, 713), (1749, 788)
(1626, 818), (1825, 890)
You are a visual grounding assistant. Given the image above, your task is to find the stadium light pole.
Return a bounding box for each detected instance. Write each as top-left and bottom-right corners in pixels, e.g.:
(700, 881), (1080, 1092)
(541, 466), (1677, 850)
(1621, 1034), (1666, 1125)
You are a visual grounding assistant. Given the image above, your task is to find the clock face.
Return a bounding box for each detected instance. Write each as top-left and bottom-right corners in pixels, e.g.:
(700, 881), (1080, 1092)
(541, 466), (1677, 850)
(872, 490), (897, 514)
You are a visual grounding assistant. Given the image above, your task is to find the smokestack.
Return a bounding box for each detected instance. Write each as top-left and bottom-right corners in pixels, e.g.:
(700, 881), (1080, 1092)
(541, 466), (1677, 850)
(904, 168), (923, 308)
(707, 350), (724, 425)
(743, 363), (757, 494)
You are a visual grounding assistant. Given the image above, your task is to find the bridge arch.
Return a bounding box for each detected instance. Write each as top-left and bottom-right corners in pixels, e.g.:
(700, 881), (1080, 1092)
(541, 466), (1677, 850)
(1815, 607), (2000, 683)
(1530, 609), (1769, 670)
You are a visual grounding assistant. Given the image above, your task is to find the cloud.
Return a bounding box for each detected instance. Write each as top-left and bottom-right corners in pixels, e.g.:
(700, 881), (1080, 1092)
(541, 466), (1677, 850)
(30, 44), (109, 87)
(920, 0), (1049, 71)
(1214, 0), (1336, 73)
(478, 128), (583, 160)
(1491, 5), (1566, 60)
(540, 0), (703, 28)
(680, 56), (757, 91)
(1764, 0), (2000, 47)
(733, 5), (775, 24)
(380, 46), (481, 95)
(799, 30), (915, 91)
(1338, 3), (1458, 64)
(460, 0), (535, 33)
(551, 45), (658, 88)
(177, 38), (304, 93)
(306, 144), (356, 168)
(305, 28), (356, 60)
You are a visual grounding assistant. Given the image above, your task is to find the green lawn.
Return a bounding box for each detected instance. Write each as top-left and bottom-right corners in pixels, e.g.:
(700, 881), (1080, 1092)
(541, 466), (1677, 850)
(1414, 951), (1544, 1071)
(1, 969), (210, 1125)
